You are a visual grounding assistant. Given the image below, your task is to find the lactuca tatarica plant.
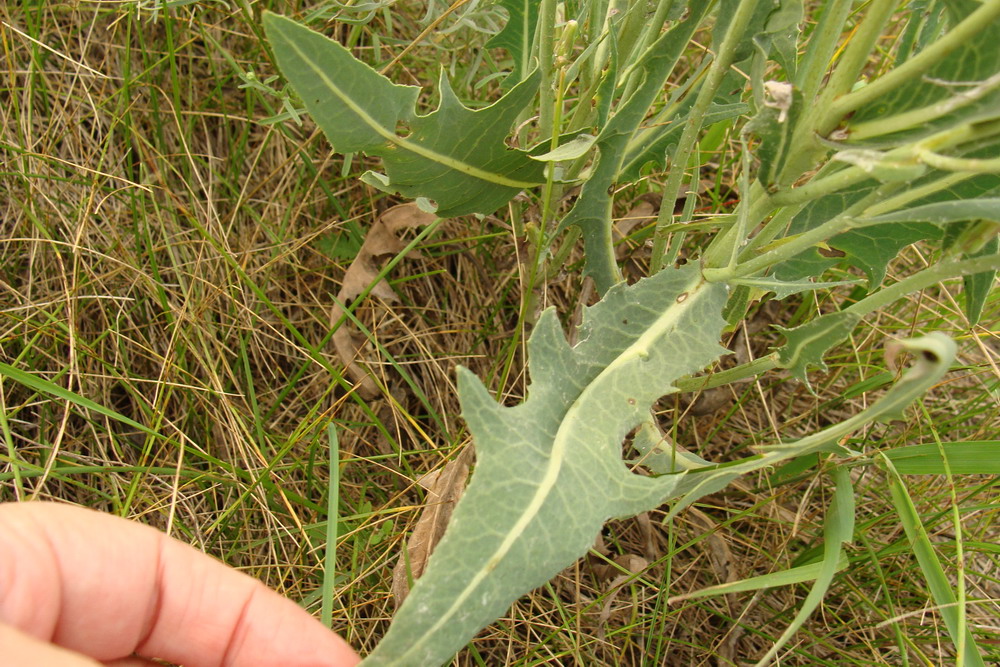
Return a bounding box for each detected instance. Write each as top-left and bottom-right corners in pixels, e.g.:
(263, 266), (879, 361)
(263, 1), (1000, 663)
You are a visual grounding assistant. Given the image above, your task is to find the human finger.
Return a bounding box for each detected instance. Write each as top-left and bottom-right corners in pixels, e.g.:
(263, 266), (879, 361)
(0, 502), (360, 666)
(0, 621), (101, 666)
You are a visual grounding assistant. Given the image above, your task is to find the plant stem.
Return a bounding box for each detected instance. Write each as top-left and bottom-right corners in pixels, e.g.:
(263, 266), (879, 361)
(860, 170), (977, 219)
(650, 0), (762, 273)
(794, 0), (855, 106)
(662, 160), (701, 269)
(703, 163), (869, 269)
(675, 354), (778, 393)
(848, 72), (1000, 141)
(841, 254), (1000, 320)
(537, 0), (557, 140)
(778, 0), (898, 185)
(704, 181), (903, 282)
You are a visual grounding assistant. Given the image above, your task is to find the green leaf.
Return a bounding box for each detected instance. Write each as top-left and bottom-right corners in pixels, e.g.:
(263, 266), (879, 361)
(263, 12), (545, 217)
(829, 222), (943, 286)
(744, 86), (805, 186)
(529, 133), (596, 162)
(752, 0), (803, 79)
(775, 170), (1000, 287)
(361, 264), (729, 666)
(962, 234), (999, 326)
(0, 361), (155, 439)
(485, 0), (539, 82)
(883, 441), (1000, 475)
(775, 310), (863, 382)
(753, 467), (855, 666)
(631, 415), (712, 473)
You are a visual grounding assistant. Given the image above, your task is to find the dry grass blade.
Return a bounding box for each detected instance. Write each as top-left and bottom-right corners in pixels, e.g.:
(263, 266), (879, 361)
(391, 445), (474, 607)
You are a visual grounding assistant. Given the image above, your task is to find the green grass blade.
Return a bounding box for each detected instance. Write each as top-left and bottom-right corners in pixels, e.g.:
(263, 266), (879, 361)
(668, 551), (849, 604)
(884, 441), (1000, 475)
(754, 466), (855, 666)
(321, 424), (341, 629)
(883, 456), (986, 667)
(0, 360), (154, 437)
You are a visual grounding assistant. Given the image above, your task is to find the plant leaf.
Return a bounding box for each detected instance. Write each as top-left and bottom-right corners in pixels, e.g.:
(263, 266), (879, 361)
(753, 467), (854, 667)
(485, 0), (539, 83)
(775, 170), (1000, 286)
(961, 233), (999, 326)
(529, 133), (597, 162)
(263, 12), (545, 217)
(361, 264), (729, 665)
(826, 222), (944, 286)
(775, 310), (863, 383)
(883, 441), (1000, 475)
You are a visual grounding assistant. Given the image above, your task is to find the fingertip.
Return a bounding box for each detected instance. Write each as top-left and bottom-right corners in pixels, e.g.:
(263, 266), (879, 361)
(220, 578), (362, 666)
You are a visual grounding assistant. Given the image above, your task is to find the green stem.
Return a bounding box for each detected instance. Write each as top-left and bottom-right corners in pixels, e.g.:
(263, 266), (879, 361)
(734, 199), (804, 261)
(816, 0), (899, 119)
(674, 354), (778, 393)
(662, 161), (701, 268)
(779, 0), (898, 185)
(842, 254), (1000, 319)
(703, 163), (869, 269)
(849, 72), (1000, 141)
(794, 0), (855, 106)
(861, 170), (977, 218)
(704, 182), (903, 282)
(650, 0), (762, 272)
(537, 0), (557, 140)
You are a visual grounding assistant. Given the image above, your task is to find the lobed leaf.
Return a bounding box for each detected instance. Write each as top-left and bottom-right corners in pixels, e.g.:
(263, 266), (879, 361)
(775, 310), (863, 383)
(485, 0), (539, 83)
(361, 264), (729, 665)
(263, 12), (545, 217)
(775, 170), (1000, 287)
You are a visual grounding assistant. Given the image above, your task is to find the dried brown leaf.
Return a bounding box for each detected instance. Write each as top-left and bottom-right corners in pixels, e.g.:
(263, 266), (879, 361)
(391, 446), (474, 607)
(331, 203), (437, 397)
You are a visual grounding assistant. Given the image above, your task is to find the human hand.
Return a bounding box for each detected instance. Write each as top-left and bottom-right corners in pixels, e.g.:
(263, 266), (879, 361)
(0, 501), (360, 666)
